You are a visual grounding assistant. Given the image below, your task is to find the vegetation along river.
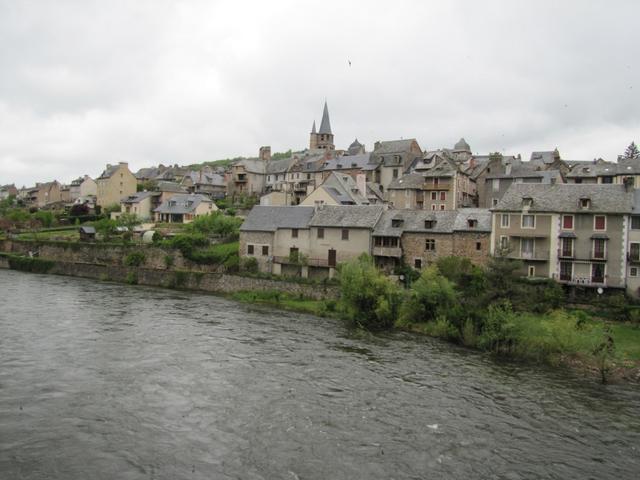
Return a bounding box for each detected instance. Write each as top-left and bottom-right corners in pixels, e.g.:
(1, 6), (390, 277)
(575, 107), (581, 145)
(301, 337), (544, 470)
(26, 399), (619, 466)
(1, 269), (639, 479)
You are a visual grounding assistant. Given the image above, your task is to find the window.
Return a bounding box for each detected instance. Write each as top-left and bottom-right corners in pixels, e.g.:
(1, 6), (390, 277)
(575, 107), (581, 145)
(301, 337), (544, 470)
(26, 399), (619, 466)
(492, 198), (499, 207)
(492, 179), (500, 192)
(414, 258), (422, 269)
(522, 214), (535, 228)
(630, 242), (640, 261)
(262, 245), (269, 256)
(431, 192), (437, 200)
(591, 263), (605, 283)
(425, 239), (436, 251)
(601, 176), (613, 184)
(431, 204), (437, 211)
(560, 261), (572, 281)
(594, 215), (606, 231)
(393, 169), (399, 179)
(440, 204), (445, 210)
(522, 197), (533, 207)
(392, 219), (404, 227)
(342, 229), (349, 240)
(528, 266), (536, 277)
(632, 216), (640, 230)
(501, 214), (510, 228)
(560, 238), (574, 257)
(630, 267), (639, 277)
(247, 244), (254, 255)
(291, 228), (298, 238)
(562, 215), (574, 230)
(424, 220), (435, 229)
(468, 219), (477, 228)
(317, 228), (324, 239)
(580, 198), (591, 209)
(476, 242), (481, 251)
(500, 235), (509, 250)
(521, 238), (535, 258)
(440, 191), (446, 201)
(593, 238), (606, 259)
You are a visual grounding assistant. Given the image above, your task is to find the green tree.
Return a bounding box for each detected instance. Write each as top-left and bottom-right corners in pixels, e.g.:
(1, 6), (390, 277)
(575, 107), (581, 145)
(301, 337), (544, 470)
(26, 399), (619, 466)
(623, 141), (639, 159)
(398, 265), (457, 326)
(338, 254), (401, 330)
(117, 213), (140, 229)
(94, 218), (117, 241)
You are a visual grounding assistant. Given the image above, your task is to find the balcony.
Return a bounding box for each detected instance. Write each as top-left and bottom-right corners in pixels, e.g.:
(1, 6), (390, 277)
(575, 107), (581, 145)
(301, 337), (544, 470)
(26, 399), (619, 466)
(502, 250), (549, 261)
(273, 256), (330, 267)
(235, 176), (247, 183)
(423, 181), (451, 191)
(293, 183), (308, 192)
(553, 274), (624, 288)
(373, 246), (403, 258)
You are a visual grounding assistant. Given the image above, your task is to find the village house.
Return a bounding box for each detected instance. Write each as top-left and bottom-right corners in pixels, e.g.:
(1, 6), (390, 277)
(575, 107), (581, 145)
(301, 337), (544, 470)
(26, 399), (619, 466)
(96, 162), (137, 207)
(24, 181), (62, 207)
(491, 183), (633, 290)
(240, 205), (385, 279)
(625, 190), (640, 297)
(69, 175), (97, 200)
(154, 193), (217, 223)
(300, 172), (375, 206)
(119, 191), (156, 221)
(0, 184), (18, 200)
(370, 139), (423, 192)
(372, 208), (492, 271)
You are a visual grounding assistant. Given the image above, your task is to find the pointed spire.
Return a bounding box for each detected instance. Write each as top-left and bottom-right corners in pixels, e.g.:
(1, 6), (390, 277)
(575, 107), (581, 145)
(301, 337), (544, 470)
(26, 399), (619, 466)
(311, 120), (317, 134)
(319, 101), (332, 135)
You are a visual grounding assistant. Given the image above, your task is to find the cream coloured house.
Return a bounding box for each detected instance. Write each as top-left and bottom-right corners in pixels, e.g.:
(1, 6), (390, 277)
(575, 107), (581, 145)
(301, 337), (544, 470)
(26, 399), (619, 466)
(154, 194), (217, 223)
(96, 162), (137, 207)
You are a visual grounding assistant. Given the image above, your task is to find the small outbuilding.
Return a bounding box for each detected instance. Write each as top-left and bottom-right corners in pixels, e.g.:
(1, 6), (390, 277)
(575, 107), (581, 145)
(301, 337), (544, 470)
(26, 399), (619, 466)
(79, 225), (96, 241)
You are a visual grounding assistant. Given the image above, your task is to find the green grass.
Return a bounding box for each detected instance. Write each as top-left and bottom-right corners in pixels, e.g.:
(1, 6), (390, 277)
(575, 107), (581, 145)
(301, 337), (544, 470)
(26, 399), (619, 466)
(231, 290), (337, 317)
(609, 322), (640, 361)
(17, 229), (79, 241)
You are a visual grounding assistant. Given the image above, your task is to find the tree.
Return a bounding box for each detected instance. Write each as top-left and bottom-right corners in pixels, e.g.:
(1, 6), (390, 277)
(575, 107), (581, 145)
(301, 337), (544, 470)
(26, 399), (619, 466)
(398, 265), (457, 326)
(623, 141), (640, 160)
(69, 203), (90, 218)
(338, 254), (401, 330)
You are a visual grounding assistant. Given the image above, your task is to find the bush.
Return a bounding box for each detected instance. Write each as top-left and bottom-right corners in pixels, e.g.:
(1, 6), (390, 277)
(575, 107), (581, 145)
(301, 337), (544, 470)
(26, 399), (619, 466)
(240, 256), (259, 273)
(224, 254), (240, 272)
(124, 251), (146, 267)
(397, 265), (458, 326)
(338, 254), (401, 330)
(125, 271), (138, 285)
(8, 255), (55, 273)
(477, 301), (519, 354)
(186, 212), (242, 237)
(164, 255), (174, 269)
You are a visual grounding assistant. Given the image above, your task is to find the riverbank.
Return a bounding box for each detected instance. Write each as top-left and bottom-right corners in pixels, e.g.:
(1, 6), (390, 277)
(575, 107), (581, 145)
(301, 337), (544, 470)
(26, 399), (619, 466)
(2, 244), (639, 384)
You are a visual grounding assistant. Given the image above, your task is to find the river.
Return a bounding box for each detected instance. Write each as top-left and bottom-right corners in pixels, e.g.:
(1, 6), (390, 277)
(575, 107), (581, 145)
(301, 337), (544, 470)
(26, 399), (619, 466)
(0, 269), (639, 479)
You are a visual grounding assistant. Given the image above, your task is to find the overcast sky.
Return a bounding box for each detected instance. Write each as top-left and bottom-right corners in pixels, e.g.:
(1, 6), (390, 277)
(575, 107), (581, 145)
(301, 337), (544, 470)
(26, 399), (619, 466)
(1, 0), (639, 187)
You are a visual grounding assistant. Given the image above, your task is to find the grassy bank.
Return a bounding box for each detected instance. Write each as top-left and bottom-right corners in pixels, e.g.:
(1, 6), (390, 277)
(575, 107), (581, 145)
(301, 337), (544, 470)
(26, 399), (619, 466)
(230, 290), (338, 318)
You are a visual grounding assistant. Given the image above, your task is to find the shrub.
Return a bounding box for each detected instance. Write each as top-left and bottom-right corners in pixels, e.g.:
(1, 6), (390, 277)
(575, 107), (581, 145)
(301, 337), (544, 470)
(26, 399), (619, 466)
(338, 254), (401, 330)
(125, 271), (138, 285)
(124, 251), (146, 267)
(477, 301), (519, 354)
(164, 255), (174, 269)
(397, 265), (457, 326)
(8, 255), (55, 273)
(240, 256), (259, 273)
(224, 254), (240, 272)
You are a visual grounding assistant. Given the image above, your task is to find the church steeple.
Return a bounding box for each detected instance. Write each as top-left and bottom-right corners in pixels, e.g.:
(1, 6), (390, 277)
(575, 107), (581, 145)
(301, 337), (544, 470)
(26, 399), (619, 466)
(310, 100), (334, 151)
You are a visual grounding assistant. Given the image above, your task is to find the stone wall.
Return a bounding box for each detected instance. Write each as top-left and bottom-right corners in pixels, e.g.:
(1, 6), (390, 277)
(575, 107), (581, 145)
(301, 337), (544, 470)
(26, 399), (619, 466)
(239, 231), (274, 272)
(5, 240), (222, 272)
(402, 231), (491, 267)
(9, 260), (338, 300)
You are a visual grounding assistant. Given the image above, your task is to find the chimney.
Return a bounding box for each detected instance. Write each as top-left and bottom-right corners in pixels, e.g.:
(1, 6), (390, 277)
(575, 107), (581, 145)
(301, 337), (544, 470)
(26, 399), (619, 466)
(119, 162), (128, 166)
(356, 173), (367, 198)
(259, 146), (271, 162)
(469, 157), (476, 169)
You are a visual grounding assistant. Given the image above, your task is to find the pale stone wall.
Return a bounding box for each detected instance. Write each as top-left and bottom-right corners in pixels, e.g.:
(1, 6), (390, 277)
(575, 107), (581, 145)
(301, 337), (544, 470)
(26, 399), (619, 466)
(240, 231), (274, 272)
(97, 164), (137, 207)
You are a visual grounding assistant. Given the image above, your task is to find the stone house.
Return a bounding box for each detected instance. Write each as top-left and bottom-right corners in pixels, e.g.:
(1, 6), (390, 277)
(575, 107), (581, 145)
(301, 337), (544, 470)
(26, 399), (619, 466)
(491, 183), (633, 290)
(239, 206), (316, 274)
(25, 181), (62, 207)
(387, 174), (426, 209)
(0, 184), (18, 200)
(371, 139), (423, 192)
(372, 209), (491, 271)
(69, 175), (97, 200)
(300, 172), (371, 206)
(119, 191), (156, 220)
(154, 194), (217, 223)
(96, 162), (137, 207)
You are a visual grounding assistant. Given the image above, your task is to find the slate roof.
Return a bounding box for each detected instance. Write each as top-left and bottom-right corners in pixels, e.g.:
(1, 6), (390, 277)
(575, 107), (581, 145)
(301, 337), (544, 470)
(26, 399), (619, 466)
(566, 160), (640, 177)
(454, 138), (471, 151)
(309, 205), (384, 229)
(97, 164), (120, 179)
(318, 101), (332, 135)
(322, 153), (372, 171)
(135, 167), (161, 180)
(156, 181), (188, 193)
(315, 172), (369, 205)
(494, 184), (634, 213)
(530, 150), (559, 165)
(373, 209), (491, 237)
(154, 194), (212, 214)
(387, 173), (425, 190)
(373, 139), (417, 154)
(240, 206), (315, 232)
(121, 191), (155, 204)
(234, 158), (265, 174)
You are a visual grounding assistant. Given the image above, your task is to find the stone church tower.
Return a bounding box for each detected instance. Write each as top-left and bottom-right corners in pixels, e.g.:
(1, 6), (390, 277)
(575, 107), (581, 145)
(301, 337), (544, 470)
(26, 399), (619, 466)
(309, 101), (334, 151)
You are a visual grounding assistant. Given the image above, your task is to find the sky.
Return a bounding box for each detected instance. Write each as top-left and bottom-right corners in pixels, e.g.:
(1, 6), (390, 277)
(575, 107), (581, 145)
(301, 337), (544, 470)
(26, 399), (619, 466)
(0, 0), (639, 187)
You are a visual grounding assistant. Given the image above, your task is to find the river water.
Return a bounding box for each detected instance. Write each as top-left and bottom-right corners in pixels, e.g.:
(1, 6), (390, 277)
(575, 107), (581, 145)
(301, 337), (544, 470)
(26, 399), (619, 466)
(0, 270), (639, 479)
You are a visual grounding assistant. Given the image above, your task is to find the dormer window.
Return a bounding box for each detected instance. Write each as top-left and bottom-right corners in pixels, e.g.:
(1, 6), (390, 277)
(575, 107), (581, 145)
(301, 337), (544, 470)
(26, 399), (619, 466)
(392, 219), (404, 228)
(580, 198), (591, 209)
(522, 197), (533, 207)
(424, 220), (436, 229)
(468, 219), (478, 228)
(351, 163), (357, 168)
